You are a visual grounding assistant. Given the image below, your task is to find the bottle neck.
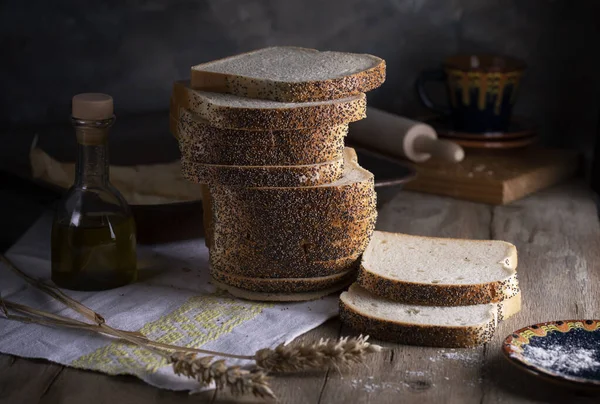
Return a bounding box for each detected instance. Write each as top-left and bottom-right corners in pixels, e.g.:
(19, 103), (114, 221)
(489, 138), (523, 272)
(73, 117), (114, 187)
(75, 138), (109, 186)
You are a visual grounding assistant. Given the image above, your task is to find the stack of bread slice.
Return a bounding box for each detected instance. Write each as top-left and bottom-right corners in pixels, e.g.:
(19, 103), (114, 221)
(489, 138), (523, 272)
(170, 47), (386, 301)
(340, 231), (522, 347)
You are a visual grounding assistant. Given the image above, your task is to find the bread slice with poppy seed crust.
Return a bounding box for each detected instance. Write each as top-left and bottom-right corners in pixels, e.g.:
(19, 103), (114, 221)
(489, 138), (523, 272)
(210, 266), (356, 293)
(212, 278), (351, 302)
(180, 153), (344, 187)
(340, 284), (521, 347)
(170, 105), (347, 166)
(209, 252), (362, 279)
(357, 231), (519, 306)
(172, 80), (366, 130)
(208, 147), (376, 224)
(211, 213), (377, 263)
(190, 46), (385, 103)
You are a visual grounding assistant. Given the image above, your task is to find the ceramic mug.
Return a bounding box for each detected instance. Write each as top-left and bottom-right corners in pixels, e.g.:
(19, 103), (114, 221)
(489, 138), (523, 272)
(416, 54), (526, 133)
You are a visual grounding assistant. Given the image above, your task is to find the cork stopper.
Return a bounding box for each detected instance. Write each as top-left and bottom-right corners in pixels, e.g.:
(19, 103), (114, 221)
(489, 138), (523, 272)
(72, 93), (114, 120)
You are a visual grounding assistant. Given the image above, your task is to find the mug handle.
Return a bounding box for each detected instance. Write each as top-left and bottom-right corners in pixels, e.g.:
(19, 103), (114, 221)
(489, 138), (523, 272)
(416, 69), (452, 116)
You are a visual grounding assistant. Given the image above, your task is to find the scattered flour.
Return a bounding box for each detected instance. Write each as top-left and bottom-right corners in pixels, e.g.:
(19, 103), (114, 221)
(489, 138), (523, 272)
(349, 379), (405, 393)
(429, 349), (479, 365)
(521, 345), (600, 375)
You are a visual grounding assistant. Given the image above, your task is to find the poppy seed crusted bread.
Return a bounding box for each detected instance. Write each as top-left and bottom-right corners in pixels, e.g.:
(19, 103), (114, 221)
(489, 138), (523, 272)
(207, 148), (376, 288)
(210, 267), (356, 293)
(357, 232), (520, 306)
(211, 278), (353, 302)
(173, 112), (346, 166)
(172, 81), (366, 130)
(170, 102), (348, 166)
(209, 253), (362, 279)
(190, 46), (385, 102)
(211, 213), (377, 263)
(208, 148), (376, 223)
(340, 284), (521, 347)
(181, 153), (344, 187)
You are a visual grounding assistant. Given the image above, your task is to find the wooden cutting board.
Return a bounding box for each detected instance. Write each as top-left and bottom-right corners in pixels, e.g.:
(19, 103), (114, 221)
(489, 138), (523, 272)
(404, 148), (579, 205)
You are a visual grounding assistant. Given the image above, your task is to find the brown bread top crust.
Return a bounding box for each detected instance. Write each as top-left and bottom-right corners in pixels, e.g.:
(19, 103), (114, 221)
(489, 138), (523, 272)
(172, 80), (366, 130)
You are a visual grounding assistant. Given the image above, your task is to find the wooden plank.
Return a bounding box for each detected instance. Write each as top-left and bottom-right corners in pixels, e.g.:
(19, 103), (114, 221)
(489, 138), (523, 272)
(35, 365), (215, 404)
(404, 149), (578, 205)
(319, 190), (493, 403)
(0, 355), (63, 404)
(481, 182), (600, 403)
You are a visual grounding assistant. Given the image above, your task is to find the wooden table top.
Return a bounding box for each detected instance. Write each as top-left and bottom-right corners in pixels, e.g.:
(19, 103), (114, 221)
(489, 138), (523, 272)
(1, 181), (600, 404)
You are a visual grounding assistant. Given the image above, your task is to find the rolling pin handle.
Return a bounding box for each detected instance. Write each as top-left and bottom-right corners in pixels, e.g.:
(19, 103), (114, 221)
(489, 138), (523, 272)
(413, 136), (465, 163)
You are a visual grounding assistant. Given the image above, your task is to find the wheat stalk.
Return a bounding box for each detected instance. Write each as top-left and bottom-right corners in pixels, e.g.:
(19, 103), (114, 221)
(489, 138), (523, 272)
(0, 254), (383, 397)
(1, 297), (274, 398)
(170, 352), (275, 399)
(255, 335), (383, 372)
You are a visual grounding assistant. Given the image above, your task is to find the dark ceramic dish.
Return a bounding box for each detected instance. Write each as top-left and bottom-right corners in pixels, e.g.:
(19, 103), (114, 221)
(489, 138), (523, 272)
(354, 147), (417, 207)
(502, 320), (600, 389)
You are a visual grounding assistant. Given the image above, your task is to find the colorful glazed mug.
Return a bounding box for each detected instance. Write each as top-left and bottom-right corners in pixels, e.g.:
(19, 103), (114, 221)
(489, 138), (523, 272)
(416, 55), (526, 133)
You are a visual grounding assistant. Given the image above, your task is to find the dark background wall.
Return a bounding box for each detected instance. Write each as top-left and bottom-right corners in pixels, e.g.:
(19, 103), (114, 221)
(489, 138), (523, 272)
(2, 0), (600, 154)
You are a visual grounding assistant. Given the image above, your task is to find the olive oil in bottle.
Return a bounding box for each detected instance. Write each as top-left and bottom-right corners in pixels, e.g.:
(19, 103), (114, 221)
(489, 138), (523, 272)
(51, 93), (137, 291)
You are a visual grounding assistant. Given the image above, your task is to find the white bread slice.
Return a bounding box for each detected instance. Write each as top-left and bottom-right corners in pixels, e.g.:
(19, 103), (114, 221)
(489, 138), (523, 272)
(210, 267), (356, 293)
(172, 81), (366, 130)
(340, 284), (522, 348)
(358, 231), (519, 306)
(190, 46), (386, 102)
(171, 107), (346, 166)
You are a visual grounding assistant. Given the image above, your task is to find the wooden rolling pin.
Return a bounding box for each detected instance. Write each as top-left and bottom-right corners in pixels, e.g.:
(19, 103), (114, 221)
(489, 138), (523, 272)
(349, 107), (464, 163)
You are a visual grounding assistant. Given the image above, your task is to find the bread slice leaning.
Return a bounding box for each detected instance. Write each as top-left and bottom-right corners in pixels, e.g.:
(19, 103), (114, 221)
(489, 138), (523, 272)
(358, 231), (519, 306)
(190, 46), (385, 102)
(340, 284), (521, 348)
(172, 81), (366, 130)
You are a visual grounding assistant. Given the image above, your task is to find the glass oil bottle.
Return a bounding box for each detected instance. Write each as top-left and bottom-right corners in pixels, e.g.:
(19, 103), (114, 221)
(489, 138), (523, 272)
(51, 93), (137, 290)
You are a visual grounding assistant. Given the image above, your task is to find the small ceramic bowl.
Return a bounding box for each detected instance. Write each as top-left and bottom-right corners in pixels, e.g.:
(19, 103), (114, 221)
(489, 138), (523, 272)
(502, 320), (600, 389)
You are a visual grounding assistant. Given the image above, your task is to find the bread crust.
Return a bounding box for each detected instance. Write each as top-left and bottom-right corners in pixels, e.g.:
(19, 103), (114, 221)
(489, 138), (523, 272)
(210, 267), (357, 293)
(172, 81), (366, 130)
(211, 214), (377, 262)
(209, 253), (362, 278)
(171, 107), (348, 166)
(357, 269), (520, 306)
(181, 155), (344, 187)
(190, 46), (386, 103)
(211, 278), (351, 302)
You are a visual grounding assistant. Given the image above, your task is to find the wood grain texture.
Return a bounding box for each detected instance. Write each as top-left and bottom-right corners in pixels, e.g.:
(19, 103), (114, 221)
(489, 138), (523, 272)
(2, 183), (600, 403)
(319, 189), (492, 403)
(404, 149), (579, 205)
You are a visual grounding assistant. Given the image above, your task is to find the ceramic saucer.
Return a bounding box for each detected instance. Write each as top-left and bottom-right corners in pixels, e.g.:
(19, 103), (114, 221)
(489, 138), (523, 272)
(502, 320), (600, 389)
